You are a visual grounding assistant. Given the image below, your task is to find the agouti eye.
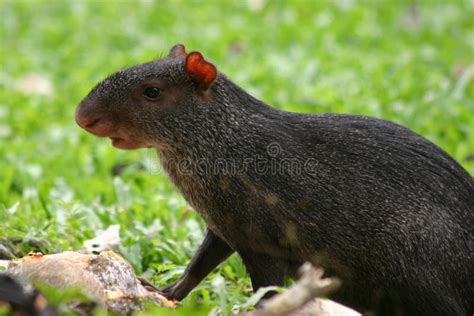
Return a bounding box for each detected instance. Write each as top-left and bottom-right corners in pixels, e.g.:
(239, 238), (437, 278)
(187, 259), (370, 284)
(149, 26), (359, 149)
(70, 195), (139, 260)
(143, 87), (161, 99)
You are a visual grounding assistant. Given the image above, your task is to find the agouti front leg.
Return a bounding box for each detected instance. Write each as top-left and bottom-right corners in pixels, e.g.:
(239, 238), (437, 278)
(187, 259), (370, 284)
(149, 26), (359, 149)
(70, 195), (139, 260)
(160, 229), (234, 301)
(239, 251), (287, 302)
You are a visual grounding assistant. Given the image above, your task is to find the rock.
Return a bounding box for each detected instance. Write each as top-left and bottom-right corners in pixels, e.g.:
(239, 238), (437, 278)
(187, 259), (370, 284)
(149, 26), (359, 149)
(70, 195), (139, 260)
(4, 251), (174, 315)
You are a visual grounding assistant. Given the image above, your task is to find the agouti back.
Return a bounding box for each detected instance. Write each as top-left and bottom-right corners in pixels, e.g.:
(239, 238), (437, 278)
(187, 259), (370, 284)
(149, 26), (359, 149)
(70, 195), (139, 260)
(76, 44), (474, 315)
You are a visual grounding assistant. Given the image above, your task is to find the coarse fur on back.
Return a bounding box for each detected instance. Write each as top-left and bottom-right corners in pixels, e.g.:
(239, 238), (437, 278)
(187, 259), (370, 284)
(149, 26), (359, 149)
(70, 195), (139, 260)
(76, 44), (474, 315)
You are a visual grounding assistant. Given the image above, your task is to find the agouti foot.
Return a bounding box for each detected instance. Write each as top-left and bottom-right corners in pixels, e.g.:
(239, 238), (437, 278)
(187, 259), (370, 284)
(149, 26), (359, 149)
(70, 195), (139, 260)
(138, 277), (170, 296)
(157, 288), (175, 301)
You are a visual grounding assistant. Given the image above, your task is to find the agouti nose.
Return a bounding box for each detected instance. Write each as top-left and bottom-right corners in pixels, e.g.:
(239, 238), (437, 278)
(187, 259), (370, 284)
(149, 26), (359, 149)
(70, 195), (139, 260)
(75, 103), (112, 137)
(75, 101), (101, 130)
(76, 115), (101, 129)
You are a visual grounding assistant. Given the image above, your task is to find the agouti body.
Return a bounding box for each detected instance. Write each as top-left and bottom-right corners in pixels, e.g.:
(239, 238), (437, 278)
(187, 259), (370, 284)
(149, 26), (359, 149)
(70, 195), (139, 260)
(76, 44), (474, 315)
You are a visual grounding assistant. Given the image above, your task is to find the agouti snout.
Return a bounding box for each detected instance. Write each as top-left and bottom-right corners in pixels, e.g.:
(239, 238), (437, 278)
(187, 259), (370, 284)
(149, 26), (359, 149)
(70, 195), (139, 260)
(76, 44), (474, 315)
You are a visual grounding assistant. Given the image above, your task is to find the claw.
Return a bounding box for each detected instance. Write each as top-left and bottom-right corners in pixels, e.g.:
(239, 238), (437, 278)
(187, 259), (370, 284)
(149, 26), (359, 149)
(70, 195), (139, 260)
(138, 277), (160, 291)
(138, 277), (176, 300)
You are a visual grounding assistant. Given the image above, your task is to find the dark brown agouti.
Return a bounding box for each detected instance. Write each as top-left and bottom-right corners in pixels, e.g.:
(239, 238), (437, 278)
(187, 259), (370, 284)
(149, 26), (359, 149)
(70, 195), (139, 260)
(76, 44), (474, 315)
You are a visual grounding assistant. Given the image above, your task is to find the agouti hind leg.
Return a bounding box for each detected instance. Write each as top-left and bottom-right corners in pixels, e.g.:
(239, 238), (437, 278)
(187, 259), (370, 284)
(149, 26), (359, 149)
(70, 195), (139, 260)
(160, 229), (234, 301)
(239, 251), (287, 303)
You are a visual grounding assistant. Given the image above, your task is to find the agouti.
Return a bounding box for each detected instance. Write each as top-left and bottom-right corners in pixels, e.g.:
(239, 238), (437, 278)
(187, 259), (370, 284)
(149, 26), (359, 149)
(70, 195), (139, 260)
(76, 44), (474, 315)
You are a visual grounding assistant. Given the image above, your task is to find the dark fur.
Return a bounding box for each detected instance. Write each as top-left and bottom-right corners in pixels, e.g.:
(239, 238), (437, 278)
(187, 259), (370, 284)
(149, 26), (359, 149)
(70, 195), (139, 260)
(0, 273), (57, 315)
(77, 48), (474, 315)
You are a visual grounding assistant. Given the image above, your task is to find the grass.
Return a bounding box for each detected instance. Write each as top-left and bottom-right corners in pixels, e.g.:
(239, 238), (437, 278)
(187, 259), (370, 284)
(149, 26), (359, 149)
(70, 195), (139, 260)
(0, 0), (473, 314)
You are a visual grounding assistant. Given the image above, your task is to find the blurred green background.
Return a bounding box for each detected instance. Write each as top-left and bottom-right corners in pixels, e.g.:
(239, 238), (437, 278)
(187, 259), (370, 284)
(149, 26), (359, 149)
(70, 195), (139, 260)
(1, 0), (473, 314)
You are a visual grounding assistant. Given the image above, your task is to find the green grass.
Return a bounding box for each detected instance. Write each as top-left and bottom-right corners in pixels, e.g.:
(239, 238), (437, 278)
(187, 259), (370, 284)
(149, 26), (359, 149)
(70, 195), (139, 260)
(1, 0), (473, 314)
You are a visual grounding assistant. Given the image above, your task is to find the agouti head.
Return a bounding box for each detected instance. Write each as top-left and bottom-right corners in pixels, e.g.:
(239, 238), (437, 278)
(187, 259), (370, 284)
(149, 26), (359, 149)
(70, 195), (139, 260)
(75, 44), (217, 150)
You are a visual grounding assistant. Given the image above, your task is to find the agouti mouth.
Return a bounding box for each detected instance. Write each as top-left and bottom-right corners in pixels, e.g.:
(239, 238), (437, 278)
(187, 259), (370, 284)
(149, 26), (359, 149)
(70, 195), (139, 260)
(109, 136), (150, 150)
(109, 137), (125, 146)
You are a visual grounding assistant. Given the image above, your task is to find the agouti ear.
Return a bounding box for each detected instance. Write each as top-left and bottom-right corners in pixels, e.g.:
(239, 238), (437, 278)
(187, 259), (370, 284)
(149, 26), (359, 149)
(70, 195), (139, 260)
(169, 44), (187, 58)
(185, 52), (217, 90)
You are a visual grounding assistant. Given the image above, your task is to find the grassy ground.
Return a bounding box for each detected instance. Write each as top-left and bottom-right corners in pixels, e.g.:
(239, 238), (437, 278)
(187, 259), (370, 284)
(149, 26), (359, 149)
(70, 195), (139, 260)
(1, 0), (473, 314)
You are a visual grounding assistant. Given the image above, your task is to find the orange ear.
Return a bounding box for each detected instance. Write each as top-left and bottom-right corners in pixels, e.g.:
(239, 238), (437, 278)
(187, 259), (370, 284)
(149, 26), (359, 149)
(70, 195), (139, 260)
(169, 44), (187, 58)
(185, 52), (217, 90)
